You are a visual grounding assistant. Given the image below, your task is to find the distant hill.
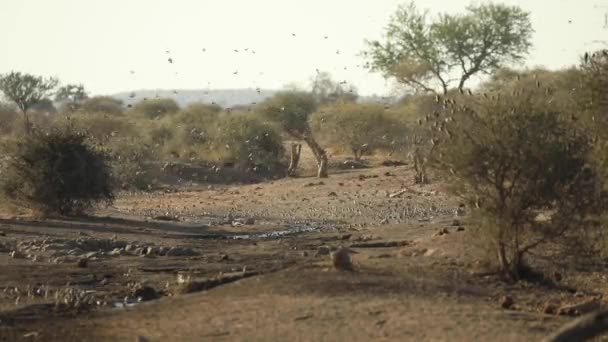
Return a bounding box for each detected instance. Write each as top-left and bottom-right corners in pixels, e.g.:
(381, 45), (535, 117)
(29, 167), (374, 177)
(112, 88), (396, 109)
(112, 88), (277, 108)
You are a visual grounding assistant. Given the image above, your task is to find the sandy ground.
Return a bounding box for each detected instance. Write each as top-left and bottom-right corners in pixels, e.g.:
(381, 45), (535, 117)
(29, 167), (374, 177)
(0, 159), (605, 341)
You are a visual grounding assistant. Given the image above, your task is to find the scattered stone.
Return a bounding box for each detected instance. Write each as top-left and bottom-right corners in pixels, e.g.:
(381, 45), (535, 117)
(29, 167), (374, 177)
(342, 160), (369, 170)
(500, 295), (514, 309)
(557, 298), (601, 316)
(328, 192), (338, 197)
(316, 245), (331, 256)
(166, 246), (197, 257)
(9, 250), (25, 259)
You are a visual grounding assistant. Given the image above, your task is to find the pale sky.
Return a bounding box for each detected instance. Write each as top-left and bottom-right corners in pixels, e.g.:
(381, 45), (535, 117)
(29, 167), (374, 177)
(0, 0), (607, 96)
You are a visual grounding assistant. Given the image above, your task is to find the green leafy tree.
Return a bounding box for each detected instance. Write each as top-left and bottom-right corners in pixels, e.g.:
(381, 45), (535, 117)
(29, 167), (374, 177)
(310, 103), (403, 160)
(55, 84), (88, 113)
(364, 2), (532, 94)
(131, 98), (180, 119)
(0, 72), (58, 132)
(258, 91), (329, 177)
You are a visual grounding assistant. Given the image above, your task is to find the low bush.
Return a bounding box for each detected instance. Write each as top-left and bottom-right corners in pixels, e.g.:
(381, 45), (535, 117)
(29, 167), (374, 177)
(428, 87), (607, 280)
(212, 114), (286, 175)
(1, 126), (114, 215)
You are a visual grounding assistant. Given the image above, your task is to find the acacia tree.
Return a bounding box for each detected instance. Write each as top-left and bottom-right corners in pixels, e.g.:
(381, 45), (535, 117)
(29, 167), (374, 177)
(259, 91), (328, 178)
(55, 84), (88, 113)
(311, 71), (358, 105)
(0, 72), (58, 132)
(364, 2), (533, 94)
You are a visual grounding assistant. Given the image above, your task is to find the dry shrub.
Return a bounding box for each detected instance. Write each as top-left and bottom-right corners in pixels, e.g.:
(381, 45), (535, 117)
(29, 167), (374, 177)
(0, 126), (114, 215)
(310, 102), (406, 160)
(106, 137), (155, 190)
(428, 85), (607, 280)
(131, 98), (179, 119)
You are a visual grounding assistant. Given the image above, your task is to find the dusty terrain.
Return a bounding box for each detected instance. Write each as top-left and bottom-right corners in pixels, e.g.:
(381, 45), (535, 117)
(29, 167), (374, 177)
(0, 156), (605, 341)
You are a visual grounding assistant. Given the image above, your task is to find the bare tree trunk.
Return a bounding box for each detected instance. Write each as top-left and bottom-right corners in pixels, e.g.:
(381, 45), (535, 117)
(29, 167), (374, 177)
(22, 110), (32, 135)
(545, 309), (608, 342)
(304, 135), (328, 178)
(287, 143), (302, 177)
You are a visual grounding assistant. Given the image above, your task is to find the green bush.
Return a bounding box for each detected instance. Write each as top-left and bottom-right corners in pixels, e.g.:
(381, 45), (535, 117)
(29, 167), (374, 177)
(212, 114), (285, 174)
(428, 88), (607, 280)
(1, 127), (114, 215)
(71, 113), (138, 143)
(131, 98), (179, 119)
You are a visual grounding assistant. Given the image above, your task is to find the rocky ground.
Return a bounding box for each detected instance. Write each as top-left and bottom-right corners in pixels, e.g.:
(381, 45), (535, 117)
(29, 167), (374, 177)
(0, 160), (606, 341)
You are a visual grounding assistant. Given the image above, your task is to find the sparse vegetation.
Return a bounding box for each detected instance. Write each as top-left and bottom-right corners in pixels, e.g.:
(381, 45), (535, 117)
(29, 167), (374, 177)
(0, 72), (58, 133)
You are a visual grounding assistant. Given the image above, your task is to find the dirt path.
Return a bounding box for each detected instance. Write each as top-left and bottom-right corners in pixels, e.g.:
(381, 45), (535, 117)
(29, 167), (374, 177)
(0, 165), (599, 341)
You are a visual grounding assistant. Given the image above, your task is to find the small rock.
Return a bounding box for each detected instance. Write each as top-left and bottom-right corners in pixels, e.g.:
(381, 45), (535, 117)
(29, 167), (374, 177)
(0, 231), (6, 237)
(554, 272), (562, 282)
(316, 245), (331, 256)
(133, 286), (159, 302)
(132, 248), (144, 256)
(124, 244), (134, 252)
(77, 258), (88, 268)
(245, 218), (256, 225)
(380, 218), (389, 225)
(332, 247), (357, 271)
(543, 303), (557, 315)
(328, 192), (338, 197)
(500, 295), (514, 309)
(456, 227), (465, 232)
(451, 220), (462, 227)
(220, 253), (230, 261)
(434, 228), (450, 237)
(301, 251), (309, 257)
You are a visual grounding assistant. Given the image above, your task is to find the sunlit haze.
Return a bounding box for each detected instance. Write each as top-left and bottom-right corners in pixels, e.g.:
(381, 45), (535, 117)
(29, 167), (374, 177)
(1, 0), (607, 96)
